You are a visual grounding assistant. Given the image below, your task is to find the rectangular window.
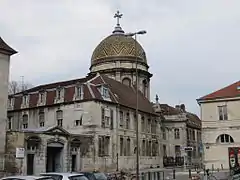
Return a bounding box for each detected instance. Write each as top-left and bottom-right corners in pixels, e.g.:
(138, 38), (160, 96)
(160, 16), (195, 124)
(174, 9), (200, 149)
(23, 95), (27, 105)
(22, 114), (28, 129)
(134, 114), (137, 130)
(127, 138), (131, 156)
(119, 111), (123, 127)
(74, 119), (82, 126)
(110, 109), (113, 130)
(101, 107), (105, 128)
(56, 110), (63, 127)
(98, 136), (110, 157)
(8, 116), (12, 130)
(175, 145), (181, 157)
(120, 136), (124, 156)
(126, 112), (130, 129)
(76, 86), (82, 98)
(39, 109), (45, 127)
(163, 145), (167, 156)
(218, 105), (228, 120)
(142, 139), (146, 156)
(39, 93), (44, 103)
(141, 115), (145, 132)
(162, 129), (166, 140)
(102, 87), (109, 98)
(174, 128), (180, 139)
(57, 89), (61, 100)
(147, 118), (151, 133)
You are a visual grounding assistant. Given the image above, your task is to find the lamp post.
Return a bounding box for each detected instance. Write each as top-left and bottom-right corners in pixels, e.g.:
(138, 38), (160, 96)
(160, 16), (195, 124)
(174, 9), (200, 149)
(125, 30), (147, 180)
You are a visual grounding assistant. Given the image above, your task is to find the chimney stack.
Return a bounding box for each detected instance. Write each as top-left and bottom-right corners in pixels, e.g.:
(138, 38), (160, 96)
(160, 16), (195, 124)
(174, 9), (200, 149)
(180, 104), (186, 112)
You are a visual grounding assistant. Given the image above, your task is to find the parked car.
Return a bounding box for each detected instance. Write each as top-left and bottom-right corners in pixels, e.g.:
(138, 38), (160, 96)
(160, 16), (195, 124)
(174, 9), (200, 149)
(40, 172), (88, 180)
(1, 176), (54, 180)
(80, 172), (107, 180)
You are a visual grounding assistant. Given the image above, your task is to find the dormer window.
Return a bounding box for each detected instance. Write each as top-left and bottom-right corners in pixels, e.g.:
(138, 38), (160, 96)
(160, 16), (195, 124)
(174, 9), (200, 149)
(56, 88), (61, 100)
(39, 92), (44, 103)
(23, 95), (28, 105)
(76, 85), (83, 99)
(102, 87), (109, 98)
(8, 97), (14, 108)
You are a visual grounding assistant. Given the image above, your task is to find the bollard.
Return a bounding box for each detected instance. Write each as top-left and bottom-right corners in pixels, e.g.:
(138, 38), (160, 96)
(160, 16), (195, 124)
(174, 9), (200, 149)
(189, 169), (192, 178)
(173, 169), (176, 179)
(221, 164), (223, 170)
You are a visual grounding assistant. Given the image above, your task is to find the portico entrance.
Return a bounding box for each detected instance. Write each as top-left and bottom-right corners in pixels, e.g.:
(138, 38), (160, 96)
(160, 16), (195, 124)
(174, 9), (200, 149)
(46, 142), (64, 172)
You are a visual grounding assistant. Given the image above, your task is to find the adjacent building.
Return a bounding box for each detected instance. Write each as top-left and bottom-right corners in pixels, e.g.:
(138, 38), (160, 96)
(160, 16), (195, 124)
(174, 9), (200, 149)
(197, 80), (240, 169)
(154, 101), (202, 167)
(0, 37), (17, 170)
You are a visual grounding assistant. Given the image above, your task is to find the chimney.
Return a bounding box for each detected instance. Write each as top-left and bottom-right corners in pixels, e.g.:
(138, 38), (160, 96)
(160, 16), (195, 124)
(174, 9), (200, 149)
(175, 105), (180, 110)
(180, 104), (186, 112)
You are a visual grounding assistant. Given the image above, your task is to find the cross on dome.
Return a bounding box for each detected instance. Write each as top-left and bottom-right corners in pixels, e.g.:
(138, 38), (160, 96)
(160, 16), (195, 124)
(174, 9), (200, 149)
(112, 10), (124, 34)
(114, 10), (123, 27)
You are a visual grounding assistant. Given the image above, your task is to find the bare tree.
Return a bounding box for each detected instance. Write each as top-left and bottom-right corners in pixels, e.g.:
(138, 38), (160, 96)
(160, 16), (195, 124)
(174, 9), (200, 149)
(8, 81), (33, 95)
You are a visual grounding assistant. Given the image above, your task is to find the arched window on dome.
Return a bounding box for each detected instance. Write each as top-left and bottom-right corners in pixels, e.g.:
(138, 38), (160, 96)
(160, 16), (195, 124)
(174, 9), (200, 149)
(142, 79), (148, 97)
(122, 78), (131, 86)
(216, 134), (234, 144)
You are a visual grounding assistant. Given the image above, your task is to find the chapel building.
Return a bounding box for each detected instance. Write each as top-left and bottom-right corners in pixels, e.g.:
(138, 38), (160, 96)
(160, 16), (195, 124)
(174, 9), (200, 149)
(5, 12), (164, 175)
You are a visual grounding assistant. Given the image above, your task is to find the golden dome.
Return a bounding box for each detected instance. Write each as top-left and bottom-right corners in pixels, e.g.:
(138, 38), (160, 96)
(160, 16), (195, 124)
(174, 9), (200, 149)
(91, 33), (147, 65)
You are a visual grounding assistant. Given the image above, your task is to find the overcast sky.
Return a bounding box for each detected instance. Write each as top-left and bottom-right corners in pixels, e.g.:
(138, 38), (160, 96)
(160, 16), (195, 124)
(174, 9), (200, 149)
(1, 0), (240, 115)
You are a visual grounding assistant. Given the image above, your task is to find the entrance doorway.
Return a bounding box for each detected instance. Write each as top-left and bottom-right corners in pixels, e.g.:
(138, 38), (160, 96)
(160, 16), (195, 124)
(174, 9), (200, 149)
(71, 155), (76, 172)
(27, 154), (34, 175)
(46, 142), (63, 172)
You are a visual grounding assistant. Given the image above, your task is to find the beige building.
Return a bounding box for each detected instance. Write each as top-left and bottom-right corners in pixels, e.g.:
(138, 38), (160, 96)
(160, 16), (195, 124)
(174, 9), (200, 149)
(157, 102), (201, 167)
(5, 13), (164, 175)
(0, 37), (17, 170)
(197, 80), (240, 169)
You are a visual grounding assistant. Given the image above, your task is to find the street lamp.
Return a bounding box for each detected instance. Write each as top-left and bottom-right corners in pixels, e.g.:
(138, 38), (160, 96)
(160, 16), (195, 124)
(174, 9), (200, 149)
(125, 30), (147, 180)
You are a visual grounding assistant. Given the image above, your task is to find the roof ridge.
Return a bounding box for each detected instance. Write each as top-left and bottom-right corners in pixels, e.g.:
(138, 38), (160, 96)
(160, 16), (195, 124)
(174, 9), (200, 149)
(198, 80), (240, 101)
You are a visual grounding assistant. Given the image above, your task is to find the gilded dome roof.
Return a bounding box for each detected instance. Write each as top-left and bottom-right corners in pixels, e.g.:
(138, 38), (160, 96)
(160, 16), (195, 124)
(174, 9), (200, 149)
(91, 30), (147, 65)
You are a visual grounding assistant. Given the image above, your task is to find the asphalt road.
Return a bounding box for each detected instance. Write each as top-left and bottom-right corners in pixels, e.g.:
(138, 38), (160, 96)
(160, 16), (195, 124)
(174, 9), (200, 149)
(163, 170), (230, 180)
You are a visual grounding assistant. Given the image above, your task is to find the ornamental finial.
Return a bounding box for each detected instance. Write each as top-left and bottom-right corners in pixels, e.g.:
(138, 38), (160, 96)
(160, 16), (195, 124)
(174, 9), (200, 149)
(113, 10), (124, 34)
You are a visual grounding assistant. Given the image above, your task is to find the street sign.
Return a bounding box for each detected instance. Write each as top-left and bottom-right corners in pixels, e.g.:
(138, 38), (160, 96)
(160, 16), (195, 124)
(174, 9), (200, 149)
(184, 147), (193, 151)
(16, 147), (25, 158)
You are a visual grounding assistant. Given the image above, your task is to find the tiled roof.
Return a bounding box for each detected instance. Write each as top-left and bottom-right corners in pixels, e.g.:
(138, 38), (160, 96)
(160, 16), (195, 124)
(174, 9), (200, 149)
(9, 73), (157, 115)
(197, 80), (240, 101)
(0, 37), (17, 55)
(159, 103), (201, 126)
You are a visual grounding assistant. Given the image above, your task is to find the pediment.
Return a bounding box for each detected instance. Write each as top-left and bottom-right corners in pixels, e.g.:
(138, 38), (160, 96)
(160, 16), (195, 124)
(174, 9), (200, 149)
(44, 126), (70, 136)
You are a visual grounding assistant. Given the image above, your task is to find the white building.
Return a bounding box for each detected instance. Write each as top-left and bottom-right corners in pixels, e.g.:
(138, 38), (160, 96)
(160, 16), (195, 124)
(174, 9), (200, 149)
(0, 37), (17, 170)
(197, 80), (240, 170)
(5, 12), (163, 175)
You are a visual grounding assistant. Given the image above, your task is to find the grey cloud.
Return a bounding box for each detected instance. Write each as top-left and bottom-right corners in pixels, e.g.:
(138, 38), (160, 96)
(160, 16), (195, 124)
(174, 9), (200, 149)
(1, 0), (240, 115)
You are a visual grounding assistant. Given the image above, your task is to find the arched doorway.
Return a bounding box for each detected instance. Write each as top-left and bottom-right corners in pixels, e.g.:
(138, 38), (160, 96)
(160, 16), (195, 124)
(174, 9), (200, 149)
(46, 139), (64, 172)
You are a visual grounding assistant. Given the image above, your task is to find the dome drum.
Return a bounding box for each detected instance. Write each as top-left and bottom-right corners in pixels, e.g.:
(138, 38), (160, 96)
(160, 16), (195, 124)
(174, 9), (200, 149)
(90, 56), (149, 69)
(89, 67), (153, 79)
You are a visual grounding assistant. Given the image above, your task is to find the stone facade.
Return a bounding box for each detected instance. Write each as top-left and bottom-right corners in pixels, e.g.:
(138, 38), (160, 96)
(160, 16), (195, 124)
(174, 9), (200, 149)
(6, 73), (163, 175)
(153, 102), (202, 167)
(0, 37), (17, 171)
(198, 95), (240, 169)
